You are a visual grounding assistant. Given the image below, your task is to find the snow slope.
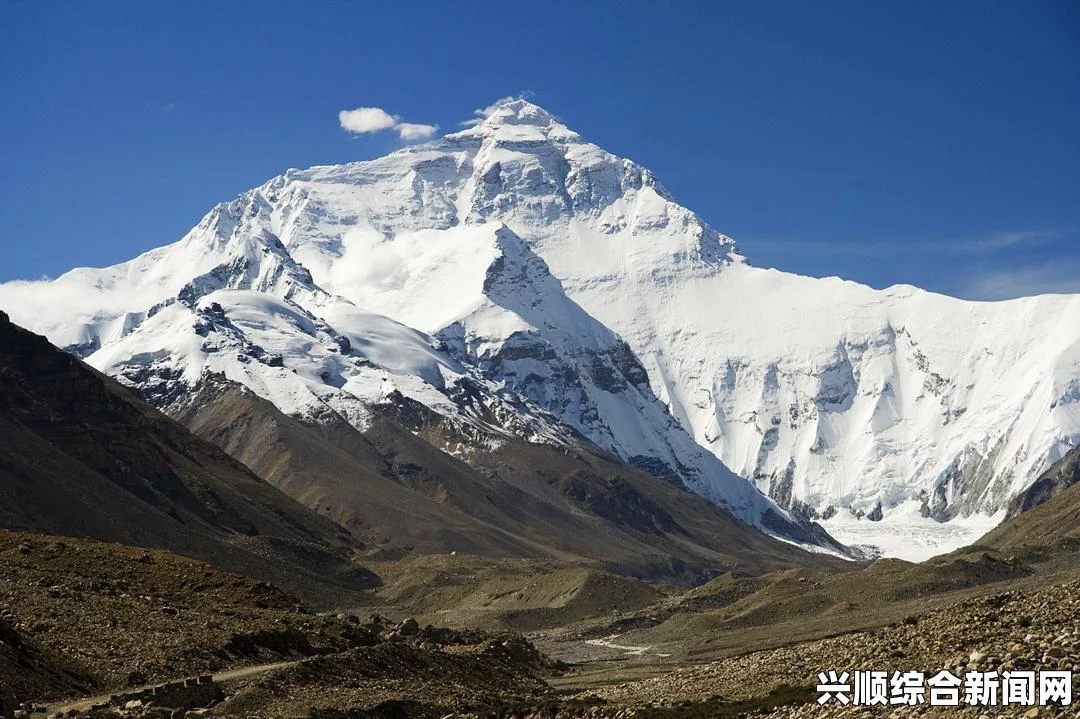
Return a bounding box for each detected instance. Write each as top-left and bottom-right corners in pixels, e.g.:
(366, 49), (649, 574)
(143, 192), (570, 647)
(0, 145), (794, 538)
(3, 98), (1078, 555)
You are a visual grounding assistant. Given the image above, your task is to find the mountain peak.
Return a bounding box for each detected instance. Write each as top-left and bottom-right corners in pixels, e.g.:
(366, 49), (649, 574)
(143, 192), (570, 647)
(479, 98), (557, 127)
(450, 98), (579, 143)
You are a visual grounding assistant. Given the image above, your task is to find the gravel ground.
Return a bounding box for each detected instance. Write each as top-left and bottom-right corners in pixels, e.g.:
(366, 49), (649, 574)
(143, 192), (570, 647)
(586, 578), (1080, 717)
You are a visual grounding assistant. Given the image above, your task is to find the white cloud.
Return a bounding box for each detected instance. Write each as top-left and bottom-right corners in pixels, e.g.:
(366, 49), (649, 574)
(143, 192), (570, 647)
(338, 107), (398, 134)
(395, 122), (438, 141)
(338, 106), (438, 142)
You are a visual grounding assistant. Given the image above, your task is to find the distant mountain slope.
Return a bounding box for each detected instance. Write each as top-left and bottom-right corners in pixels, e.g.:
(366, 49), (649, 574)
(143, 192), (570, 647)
(0, 311), (375, 606)
(173, 377), (851, 582)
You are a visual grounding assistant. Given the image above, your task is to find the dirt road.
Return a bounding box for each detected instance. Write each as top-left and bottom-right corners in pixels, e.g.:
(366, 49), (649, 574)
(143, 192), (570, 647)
(36, 660), (297, 716)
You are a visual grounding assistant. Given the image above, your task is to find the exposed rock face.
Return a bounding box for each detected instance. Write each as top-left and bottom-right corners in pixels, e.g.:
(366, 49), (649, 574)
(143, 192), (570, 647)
(1006, 444), (1080, 518)
(978, 445), (1080, 553)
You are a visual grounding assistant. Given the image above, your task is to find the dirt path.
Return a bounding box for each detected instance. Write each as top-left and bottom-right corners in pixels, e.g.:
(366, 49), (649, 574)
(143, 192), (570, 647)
(37, 660), (297, 716)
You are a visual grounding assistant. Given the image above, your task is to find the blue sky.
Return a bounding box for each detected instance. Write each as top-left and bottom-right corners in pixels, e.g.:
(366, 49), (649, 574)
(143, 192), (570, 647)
(1, 0), (1077, 299)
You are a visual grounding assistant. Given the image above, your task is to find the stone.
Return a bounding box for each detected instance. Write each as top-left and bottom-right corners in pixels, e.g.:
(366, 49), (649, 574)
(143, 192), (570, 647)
(397, 617), (420, 636)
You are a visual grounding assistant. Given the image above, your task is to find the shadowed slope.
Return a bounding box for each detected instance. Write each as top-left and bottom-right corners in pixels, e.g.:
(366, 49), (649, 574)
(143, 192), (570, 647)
(172, 377), (853, 584)
(0, 311), (375, 606)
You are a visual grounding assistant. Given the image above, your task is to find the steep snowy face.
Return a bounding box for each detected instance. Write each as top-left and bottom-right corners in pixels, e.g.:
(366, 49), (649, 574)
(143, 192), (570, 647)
(0, 112), (803, 538)
(426, 223), (775, 517)
(241, 98), (1080, 537)
(616, 267), (1080, 518)
(3, 98), (1078, 555)
(272, 99), (734, 302)
(0, 189), (575, 453)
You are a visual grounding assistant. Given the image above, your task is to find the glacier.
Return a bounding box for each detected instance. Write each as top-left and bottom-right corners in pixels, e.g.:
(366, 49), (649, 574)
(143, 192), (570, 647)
(3, 97), (1078, 557)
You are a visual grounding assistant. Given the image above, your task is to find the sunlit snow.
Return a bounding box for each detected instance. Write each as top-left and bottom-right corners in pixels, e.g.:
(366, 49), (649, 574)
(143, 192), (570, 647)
(819, 503), (1006, 562)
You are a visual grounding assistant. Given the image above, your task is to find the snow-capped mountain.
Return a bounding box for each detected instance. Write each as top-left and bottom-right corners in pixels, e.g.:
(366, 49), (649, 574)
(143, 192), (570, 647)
(3, 98), (1078, 555)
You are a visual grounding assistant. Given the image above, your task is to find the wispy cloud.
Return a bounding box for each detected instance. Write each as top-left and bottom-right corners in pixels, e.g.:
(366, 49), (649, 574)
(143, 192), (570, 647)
(953, 229), (1060, 252)
(744, 229), (1063, 258)
(959, 259), (1080, 300)
(338, 106), (437, 143)
(145, 101), (176, 115)
(741, 228), (1077, 300)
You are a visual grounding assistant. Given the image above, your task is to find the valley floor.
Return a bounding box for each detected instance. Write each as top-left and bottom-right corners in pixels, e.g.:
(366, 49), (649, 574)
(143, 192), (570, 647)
(4, 526), (1080, 719)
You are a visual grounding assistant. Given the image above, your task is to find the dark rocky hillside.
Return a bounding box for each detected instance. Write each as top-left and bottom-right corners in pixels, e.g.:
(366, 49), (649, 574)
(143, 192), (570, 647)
(171, 377), (852, 584)
(0, 311), (375, 607)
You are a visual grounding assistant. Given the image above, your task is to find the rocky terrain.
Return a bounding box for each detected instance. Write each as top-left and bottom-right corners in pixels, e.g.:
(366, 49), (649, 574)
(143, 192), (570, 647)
(18, 570), (1078, 718)
(0, 617), (88, 717)
(0, 311), (375, 608)
(0, 530), (372, 695)
(590, 577), (1080, 718)
(212, 634), (552, 719)
(0, 530), (556, 719)
(4, 445), (1080, 718)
